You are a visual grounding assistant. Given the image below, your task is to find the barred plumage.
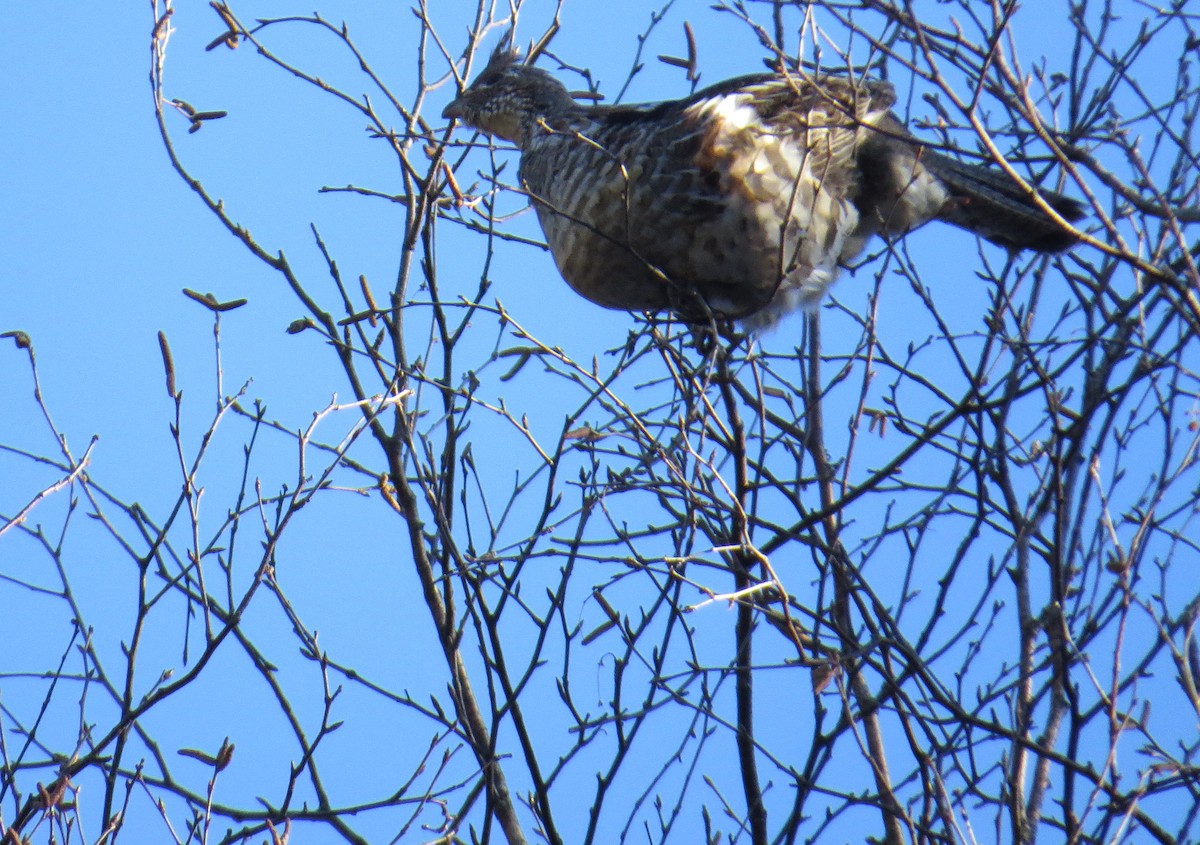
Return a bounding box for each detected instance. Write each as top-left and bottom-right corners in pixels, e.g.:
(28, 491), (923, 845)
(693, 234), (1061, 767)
(444, 45), (1084, 327)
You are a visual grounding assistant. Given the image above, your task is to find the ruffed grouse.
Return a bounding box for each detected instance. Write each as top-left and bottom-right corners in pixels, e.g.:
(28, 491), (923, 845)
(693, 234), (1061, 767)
(443, 45), (1084, 326)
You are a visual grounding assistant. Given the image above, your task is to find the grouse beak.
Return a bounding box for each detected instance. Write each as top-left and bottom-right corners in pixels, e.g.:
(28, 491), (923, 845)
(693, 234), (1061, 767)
(442, 97), (464, 121)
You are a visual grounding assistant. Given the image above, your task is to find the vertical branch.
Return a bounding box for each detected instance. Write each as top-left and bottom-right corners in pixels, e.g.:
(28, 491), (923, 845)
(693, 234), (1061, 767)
(803, 314), (907, 845)
(716, 344), (767, 845)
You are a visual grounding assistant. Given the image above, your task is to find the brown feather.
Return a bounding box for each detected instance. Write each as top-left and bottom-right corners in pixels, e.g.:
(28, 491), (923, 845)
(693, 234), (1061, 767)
(444, 57), (1083, 326)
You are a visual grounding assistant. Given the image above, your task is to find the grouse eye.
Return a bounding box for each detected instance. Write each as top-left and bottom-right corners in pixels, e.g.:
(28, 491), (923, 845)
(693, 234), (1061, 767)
(477, 70), (503, 87)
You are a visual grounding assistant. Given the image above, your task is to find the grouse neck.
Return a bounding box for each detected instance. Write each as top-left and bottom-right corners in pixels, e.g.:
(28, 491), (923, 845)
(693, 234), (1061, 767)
(517, 95), (585, 149)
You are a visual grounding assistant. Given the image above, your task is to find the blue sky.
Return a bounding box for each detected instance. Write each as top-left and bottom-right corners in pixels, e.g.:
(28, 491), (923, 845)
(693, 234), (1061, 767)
(3, 2), (1197, 843)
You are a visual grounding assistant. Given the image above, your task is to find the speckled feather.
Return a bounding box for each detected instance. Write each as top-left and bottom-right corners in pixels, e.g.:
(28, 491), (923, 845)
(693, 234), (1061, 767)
(444, 46), (1084, 326)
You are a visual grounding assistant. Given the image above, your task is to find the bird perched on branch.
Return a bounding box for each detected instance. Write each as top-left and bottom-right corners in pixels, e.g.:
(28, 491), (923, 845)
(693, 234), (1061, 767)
(443, 44), (1084, 327)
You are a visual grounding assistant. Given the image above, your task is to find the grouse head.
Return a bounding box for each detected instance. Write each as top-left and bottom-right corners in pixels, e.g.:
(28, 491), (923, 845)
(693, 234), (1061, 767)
(443, 44), (578, 146)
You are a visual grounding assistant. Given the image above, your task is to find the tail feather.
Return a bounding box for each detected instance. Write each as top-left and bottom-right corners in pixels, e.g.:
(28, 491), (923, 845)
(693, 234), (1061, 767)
(925, 151), (1085, 253)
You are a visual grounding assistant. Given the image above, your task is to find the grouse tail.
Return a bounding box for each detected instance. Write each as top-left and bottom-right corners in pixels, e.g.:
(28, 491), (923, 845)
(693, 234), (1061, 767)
(925, 151), (1085, 253)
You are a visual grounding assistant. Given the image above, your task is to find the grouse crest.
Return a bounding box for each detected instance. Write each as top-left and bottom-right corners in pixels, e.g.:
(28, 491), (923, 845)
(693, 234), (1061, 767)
(444, 44), (1084, 327)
